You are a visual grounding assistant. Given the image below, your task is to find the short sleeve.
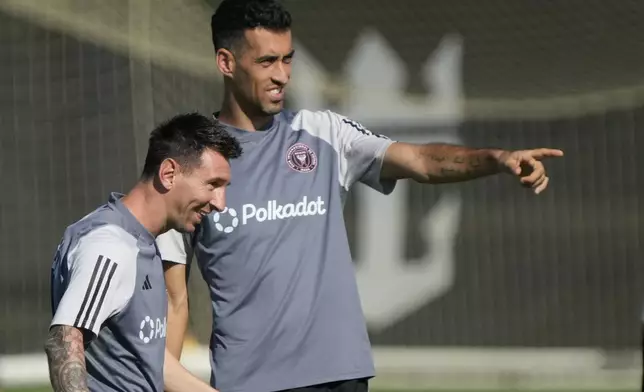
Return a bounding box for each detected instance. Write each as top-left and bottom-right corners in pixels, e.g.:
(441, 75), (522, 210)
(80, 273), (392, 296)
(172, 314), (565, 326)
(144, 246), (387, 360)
(156, 229), (193, 265)
(328, 111), (397, 194)
(51, 225), (137, 338)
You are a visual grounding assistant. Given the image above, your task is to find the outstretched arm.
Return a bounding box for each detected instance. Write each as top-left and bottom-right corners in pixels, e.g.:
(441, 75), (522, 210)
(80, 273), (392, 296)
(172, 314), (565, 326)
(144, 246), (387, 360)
(44, 326), (89, 392)
(381, 142), (564, 193)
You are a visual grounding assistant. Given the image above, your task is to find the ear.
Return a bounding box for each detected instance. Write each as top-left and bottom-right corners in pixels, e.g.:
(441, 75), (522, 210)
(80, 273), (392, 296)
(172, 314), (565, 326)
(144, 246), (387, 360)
(216, 48), (236, 78)
(158, 158), (179, 191)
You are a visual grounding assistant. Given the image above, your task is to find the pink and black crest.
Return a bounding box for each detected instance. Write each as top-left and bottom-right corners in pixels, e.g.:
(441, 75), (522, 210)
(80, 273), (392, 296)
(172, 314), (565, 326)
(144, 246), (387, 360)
(286, 143), (317, 173)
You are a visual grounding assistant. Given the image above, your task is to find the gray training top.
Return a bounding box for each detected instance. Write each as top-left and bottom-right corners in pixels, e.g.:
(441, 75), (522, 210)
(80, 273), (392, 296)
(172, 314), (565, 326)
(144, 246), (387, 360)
(156, 109), (396, 392)
(51, 193), (167, 392)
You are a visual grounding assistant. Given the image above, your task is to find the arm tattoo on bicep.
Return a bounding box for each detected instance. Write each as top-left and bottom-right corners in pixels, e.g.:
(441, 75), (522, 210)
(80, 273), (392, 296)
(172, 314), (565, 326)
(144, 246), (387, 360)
(44, 326), (90, 392)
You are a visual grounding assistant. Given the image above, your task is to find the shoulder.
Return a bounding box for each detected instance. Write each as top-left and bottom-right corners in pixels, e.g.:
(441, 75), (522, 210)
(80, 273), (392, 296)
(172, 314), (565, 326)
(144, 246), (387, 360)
(50, 223), (139, 331)
(284, 109), (341, 129)
(67, 224), (139, 275)
(73, 224), (138, 252)
(283, 109), (360, 144)
(63, 204), (135, 247)
(286, 109), (374, 135)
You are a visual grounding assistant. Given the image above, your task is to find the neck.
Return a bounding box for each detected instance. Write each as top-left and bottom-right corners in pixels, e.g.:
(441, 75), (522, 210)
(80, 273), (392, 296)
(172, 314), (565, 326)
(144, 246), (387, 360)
(218, 89), (274, 131)
(120, 181), (168, 237)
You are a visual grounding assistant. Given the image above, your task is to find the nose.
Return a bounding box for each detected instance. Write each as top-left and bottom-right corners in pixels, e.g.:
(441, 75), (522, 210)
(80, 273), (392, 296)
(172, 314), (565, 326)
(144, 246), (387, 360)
(272, 63), (290, 85)
(209, 188), (226, 213)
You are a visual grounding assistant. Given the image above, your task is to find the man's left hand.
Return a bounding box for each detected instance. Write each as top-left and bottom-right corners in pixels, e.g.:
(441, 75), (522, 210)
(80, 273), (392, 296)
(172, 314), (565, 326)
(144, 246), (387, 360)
(496, 148), (564, 194)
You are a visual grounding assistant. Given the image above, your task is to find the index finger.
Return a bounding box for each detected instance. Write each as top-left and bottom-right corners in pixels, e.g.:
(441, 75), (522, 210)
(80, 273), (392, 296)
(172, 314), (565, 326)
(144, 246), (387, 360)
(531, 148), (564, 159)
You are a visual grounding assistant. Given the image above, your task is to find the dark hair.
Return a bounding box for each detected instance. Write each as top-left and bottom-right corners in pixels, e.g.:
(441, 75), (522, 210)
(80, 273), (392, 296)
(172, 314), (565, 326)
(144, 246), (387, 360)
(141, 112), (242, 180)
(211, 0), (292, 52)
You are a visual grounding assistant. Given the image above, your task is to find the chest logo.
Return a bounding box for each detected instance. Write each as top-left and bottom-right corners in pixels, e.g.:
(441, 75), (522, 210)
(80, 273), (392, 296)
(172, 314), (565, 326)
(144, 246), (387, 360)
(213, 207), (239, 234)
(286, 143), (317, 173)
(139, 316), (167, 344)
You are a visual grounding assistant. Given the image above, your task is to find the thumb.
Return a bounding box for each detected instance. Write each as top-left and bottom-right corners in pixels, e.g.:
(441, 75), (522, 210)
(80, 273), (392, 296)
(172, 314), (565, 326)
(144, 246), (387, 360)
(507, 158), (521, 175)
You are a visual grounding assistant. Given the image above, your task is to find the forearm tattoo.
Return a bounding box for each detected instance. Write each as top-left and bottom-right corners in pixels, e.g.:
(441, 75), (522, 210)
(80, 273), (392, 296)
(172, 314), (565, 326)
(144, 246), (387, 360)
(420, 145), (497, 181)
(44, 326), (89, 392)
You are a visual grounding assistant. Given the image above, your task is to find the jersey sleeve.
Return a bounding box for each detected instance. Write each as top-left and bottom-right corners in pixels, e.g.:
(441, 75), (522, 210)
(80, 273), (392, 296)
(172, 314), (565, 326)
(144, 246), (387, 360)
(156, 229), (193, 265)
(327, 111), (397, 194)
(51, 225), (137, 338)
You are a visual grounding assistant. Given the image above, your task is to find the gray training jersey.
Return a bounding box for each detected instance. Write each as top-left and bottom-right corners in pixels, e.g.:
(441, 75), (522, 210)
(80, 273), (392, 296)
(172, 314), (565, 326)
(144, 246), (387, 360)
(156, 110), (396, 392)
(51, 192), (167, 392)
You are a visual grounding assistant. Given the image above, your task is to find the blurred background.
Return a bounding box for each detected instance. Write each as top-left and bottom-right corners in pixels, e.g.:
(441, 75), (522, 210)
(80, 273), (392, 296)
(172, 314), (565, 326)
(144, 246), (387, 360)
(0, 0), (642, 391)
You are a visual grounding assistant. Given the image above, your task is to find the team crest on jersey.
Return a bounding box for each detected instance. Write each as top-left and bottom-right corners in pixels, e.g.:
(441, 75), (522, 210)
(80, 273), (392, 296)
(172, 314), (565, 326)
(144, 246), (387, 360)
(286, 143), (317, 173)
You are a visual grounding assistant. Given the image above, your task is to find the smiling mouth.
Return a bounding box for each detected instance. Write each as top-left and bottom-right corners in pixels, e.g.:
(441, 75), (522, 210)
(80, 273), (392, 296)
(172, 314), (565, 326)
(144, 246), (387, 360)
(268, 87), (284, 101)
(195, 209), (209, 222)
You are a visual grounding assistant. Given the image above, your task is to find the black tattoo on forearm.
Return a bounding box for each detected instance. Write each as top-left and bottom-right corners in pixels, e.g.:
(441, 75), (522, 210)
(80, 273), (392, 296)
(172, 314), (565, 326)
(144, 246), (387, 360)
(420, 145), (500, 182)
(440, 167), (460, 176)
(44, 326), (89, 392)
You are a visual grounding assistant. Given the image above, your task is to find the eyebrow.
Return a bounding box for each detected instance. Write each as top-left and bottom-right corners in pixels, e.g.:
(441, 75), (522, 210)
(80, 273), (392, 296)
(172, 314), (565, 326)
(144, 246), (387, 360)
(255, 49), (295, 63)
